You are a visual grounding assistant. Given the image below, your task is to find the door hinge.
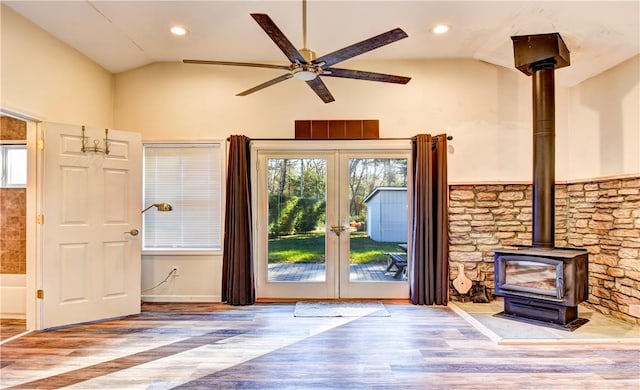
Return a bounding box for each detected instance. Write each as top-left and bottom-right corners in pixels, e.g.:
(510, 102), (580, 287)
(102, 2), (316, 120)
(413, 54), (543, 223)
(37, 289), (44, 299)
(37, 139), (44, 150)
(37, 214), (44, 224)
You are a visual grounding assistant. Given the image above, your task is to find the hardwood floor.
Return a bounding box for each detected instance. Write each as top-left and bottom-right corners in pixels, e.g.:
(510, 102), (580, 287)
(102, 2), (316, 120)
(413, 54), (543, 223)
(0, 320), (26, 342)
(1, 302), (639, 389)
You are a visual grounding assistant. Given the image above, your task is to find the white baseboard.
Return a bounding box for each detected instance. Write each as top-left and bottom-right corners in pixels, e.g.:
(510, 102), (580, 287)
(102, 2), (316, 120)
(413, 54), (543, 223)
(1, 274), (26, 319)
(141, 295), (221, 303)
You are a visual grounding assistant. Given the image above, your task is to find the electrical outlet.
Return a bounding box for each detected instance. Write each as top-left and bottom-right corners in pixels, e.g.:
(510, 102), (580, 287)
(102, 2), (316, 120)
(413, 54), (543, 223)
(172, 266), (179, 277)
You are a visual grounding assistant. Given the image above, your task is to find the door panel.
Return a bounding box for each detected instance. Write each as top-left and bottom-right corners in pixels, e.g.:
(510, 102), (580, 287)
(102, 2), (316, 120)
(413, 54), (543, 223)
(41, 122), (141, 329)
(339, 153), (410, 299)
(256, 152), (338, 299)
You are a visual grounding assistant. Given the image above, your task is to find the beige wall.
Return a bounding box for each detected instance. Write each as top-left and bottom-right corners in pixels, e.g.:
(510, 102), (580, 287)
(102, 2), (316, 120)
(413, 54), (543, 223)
(568, 55), (640, 180)
(0, 5), (114, 126)
(114, 59), (552, 183)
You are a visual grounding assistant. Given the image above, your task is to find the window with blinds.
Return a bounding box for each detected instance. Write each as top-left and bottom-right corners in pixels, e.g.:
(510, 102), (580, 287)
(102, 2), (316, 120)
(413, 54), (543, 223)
(143, 143), (223, 251)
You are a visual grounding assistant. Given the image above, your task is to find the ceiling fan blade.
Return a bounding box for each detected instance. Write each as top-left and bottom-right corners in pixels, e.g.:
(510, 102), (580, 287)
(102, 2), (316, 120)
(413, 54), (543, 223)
(250, 13), (307, 64)
(313, 28), (408, 68)
(323, 68), (411, 84)
(305, 77), (335, 103)
(183, 59), (290, 71)
(236, 73), (293, 96)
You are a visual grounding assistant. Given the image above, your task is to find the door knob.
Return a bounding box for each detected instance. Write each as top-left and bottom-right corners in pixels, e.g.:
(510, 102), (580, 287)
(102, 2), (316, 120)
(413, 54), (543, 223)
(125, 229), (139, 236)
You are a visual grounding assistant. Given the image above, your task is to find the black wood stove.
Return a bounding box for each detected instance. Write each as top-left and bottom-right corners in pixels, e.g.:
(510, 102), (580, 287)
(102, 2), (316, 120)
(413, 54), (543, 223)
(493, 33), (589, 331)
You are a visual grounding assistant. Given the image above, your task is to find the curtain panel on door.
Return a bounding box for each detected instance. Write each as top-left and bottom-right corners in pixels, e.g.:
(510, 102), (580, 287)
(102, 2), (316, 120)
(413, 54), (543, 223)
(222, 135), (255, 305)
(410, 134), (449, 305)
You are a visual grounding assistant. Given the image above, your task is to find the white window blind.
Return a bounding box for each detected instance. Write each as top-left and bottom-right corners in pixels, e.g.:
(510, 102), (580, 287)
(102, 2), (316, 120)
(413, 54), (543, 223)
(143, 143), (222, 251)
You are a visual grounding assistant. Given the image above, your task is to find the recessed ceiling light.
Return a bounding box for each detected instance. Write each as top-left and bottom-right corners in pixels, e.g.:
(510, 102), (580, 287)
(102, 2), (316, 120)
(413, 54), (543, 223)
(170, 25), (188, 36)
(432, 24), (450, 35)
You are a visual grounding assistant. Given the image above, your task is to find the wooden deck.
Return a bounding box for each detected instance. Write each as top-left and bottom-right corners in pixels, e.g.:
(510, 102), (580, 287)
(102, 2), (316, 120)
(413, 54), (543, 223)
(268, 262), (404, 282)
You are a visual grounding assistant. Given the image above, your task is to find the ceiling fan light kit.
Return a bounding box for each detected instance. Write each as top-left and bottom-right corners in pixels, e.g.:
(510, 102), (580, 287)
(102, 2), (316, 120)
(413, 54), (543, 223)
(183, 0), (411, 103)
(293, 68), (320, 81)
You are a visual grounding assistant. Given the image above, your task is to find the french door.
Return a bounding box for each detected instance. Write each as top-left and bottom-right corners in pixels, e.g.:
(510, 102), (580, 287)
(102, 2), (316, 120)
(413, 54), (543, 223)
(253, 140), (411, 299)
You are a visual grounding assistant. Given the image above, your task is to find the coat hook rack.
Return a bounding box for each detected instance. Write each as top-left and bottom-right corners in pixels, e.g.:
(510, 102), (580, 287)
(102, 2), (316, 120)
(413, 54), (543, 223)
(81, 125), (110, 155)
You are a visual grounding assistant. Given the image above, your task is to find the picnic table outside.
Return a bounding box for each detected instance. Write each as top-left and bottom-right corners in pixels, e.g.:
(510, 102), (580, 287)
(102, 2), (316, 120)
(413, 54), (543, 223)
(386, 243), (408, 279)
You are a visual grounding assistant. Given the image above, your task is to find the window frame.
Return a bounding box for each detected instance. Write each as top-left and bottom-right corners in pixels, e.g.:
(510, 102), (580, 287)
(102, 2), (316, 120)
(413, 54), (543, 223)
(141, 140), (226, 256)
(1, 142), (27, 188)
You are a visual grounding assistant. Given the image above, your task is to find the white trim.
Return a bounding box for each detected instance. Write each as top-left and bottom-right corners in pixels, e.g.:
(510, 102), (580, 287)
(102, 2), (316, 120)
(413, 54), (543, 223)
(448, 302), (503, 344)
(141, 294), (221, 303)
(26, 121), (38, 331)
(562, 173), (640, 184)
(142, 139), (226, 145)
(449, 181), (532, 186)
(0, 330), (33, 345)
(142, 250), (222, 256)
(0, 107), (45, 122)
(33, 122), (44, 330)
(250, 139), (411, 152)
(0, 274), (26, 319)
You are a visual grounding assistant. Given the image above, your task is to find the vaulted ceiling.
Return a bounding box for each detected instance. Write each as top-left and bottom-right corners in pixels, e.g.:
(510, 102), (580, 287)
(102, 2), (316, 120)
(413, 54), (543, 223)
(4, 1), (639, 86)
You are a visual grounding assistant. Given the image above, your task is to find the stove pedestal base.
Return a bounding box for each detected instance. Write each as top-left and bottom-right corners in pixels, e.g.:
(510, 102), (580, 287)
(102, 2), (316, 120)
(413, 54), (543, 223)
(497, 296), (588, 331)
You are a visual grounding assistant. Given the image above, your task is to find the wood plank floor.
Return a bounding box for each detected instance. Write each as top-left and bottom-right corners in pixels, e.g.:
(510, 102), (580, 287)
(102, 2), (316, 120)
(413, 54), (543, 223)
(1, 302), (639, 389)
(0, 320), (26, 342)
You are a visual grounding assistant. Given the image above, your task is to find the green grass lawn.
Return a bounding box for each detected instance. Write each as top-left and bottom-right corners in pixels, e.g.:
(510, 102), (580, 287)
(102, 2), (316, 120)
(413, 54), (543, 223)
(268, 231), (405, 264)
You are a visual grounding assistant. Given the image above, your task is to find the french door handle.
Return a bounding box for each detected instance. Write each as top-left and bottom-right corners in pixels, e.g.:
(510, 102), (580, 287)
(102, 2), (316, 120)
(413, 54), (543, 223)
(330, 225), (347, 236)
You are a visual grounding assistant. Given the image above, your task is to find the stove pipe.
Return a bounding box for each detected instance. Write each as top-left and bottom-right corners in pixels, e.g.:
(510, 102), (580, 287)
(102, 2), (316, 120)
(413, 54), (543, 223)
(512, 33), (570, 248)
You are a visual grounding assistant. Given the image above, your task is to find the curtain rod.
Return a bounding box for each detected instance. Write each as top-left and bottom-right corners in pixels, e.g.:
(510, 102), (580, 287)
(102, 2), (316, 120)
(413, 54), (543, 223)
(227, 136), (453, 142)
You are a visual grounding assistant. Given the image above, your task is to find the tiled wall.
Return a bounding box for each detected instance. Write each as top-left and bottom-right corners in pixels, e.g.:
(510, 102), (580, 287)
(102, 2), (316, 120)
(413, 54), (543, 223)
(1, 116), (27, 140)
(0, 116), (26, 274)
(0, 189), (26, 274)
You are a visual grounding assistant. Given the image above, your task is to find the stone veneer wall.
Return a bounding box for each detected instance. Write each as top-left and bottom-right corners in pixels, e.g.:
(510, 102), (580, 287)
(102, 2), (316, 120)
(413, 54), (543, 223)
(0, 116), (27, 274)
(448, 177), (640, 325)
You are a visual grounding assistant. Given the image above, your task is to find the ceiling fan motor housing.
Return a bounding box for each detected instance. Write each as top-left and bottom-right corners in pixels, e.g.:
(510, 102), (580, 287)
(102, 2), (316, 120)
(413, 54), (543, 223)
(299, 48), (317, 62)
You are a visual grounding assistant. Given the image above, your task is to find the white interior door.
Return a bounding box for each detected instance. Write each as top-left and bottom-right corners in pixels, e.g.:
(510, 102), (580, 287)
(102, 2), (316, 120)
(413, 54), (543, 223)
(40, 122), (141, 329)
(253, 141), (410, 300)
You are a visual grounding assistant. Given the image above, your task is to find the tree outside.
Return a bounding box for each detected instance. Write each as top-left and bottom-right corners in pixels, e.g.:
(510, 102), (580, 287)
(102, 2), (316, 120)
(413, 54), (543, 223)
(267, 157), (408, 265)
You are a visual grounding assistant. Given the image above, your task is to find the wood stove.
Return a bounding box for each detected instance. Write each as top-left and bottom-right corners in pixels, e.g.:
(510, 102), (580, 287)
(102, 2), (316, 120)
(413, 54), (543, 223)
(494, 247), (588, 329)
(493, 33), (589, 330)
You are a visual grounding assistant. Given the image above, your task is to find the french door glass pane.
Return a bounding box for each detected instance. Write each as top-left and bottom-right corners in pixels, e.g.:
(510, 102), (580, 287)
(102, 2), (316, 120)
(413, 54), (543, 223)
(348, 158), (408, 282)
(267, 158), (327, 282)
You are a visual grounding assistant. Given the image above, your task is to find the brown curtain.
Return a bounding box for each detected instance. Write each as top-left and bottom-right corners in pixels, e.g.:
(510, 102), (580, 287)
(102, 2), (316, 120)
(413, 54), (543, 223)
(222, 135), (255, 305)
(410, 134), (449, 305)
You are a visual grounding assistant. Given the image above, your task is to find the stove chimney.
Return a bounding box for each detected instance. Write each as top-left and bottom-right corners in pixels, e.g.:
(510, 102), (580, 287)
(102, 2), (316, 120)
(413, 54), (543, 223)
(492, 35), (588, 330)
(512, 33), (570, 248)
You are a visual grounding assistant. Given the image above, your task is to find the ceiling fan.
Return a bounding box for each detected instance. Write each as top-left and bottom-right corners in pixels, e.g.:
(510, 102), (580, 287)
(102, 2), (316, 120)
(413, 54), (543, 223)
(183, 0), (411, 103)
